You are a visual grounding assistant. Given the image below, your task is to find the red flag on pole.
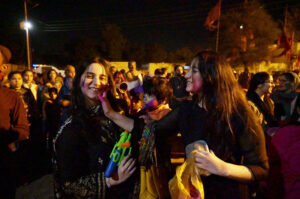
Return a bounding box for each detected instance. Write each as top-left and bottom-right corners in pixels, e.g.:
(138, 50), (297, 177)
(274, 31), (294, 58)
(204, 0), (221, 31)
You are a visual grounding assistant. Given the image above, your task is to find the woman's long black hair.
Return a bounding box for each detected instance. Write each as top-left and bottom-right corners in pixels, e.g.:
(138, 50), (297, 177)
(247, 72), (275, 127)
(71, 57), (116, 131)
(193, 51), (263, 159)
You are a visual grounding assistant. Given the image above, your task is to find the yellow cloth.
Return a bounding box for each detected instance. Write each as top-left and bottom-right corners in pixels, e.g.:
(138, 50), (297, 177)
(169, 151), (205, 199)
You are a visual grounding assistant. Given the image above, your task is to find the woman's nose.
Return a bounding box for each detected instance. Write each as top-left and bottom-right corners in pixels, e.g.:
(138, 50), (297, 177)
(93, 77), (101, 86)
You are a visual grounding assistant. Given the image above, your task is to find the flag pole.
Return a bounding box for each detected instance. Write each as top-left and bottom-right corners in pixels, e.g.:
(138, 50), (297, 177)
(216, 0), (221, 52)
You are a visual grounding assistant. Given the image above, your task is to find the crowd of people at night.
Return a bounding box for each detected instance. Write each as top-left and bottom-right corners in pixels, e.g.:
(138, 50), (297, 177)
(0, 44), (300, 199)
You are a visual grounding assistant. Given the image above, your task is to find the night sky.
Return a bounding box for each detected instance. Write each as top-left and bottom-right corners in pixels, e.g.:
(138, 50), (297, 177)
(0, 0), (299, 60)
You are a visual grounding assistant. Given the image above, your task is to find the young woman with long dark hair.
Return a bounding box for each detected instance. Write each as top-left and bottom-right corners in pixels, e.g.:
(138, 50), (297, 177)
(54, 57), (136, 199)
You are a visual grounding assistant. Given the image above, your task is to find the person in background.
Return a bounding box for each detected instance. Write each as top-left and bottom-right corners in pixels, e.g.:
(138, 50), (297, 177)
(0, 45), (29, 199)
(134, 76), (173, 198)
(22, 69), (40, 102)
(113, 71), (131, 115)
(154, 68), (162, 77)
(45, 69), (58, 89)
(54, 57), (136, 199)
(8, 71), (37, 123)
(166, 72), (172, 80)
(246, 72), (277, 198)
(99, 75), (174, 198)
(264, 72), (300, 199)
(238, 69), (251, 93)
(58, 65), (76, 124)
(42, 69), (60, 142)
(246, 72), (277, 133)
(109, 66), (117, 76)
(271, 72), (300, 125)
(125, 61), (140, 82)
(160, 67), (167, 78)
(170, 65), (189, 109)
(8, 71), (46, 182)
(120, 69), (126, 77)
(45, 87), (61, 153)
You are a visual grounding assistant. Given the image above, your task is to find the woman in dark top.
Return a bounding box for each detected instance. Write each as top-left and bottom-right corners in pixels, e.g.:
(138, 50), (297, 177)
(54, 57), (136, 199)
(155, 51), (269, 199)
(246, 72), (277, 131)
(100, 51), (269, 199)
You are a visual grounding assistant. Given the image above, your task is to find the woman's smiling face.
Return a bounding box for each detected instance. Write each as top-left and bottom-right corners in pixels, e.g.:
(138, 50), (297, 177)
(80, 63), (108, 105)
(185, 58), (203, 93)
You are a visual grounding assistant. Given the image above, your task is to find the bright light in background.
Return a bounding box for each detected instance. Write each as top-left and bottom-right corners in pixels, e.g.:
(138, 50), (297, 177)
(240, 25), (243, 30)
(24, 22), (32, 30)
(20, 21), (32, 30)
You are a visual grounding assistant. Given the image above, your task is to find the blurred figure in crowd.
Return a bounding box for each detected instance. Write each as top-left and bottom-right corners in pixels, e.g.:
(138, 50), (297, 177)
(113, 71), (131, 114)
(272, 72), (300, 124)
(238, 68), (251, 93)
(9, 71), (37, 121)
(160, 67), (167, 78)
(154, 68), (162, 77)
(170, 65), (189, 109)
(22, 69), (40, 102)
(8, 71), (45, 183)
(109, 65), (117, 76)
(44, 69), (62, 93)
(45, 87), (61, 152)
(247, 72), (277, 133)
(45, 69), (58, 88)
(0, 45), (29, 199)
(58, 65), (76, 124)
(126, 61), (140, 81)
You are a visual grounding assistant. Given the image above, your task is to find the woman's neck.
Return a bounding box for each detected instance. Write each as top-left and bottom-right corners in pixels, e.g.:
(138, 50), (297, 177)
(84, 97), (99, 109)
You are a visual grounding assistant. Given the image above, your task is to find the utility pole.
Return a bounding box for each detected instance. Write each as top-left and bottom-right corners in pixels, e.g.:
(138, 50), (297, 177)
(216, 0), (222, 52)
(24, 0), (32, 69)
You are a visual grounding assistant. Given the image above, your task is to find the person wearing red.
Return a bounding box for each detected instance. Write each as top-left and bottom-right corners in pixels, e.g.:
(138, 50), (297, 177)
(0, 45), (29, 199)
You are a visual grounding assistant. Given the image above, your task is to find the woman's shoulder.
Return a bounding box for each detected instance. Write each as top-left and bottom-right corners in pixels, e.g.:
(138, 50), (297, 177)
(55, 117), (80, 146)
(179, 99), (195, 111)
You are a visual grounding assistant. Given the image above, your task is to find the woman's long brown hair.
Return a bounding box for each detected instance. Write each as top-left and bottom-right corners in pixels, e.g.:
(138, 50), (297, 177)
(193, 51), (263, 158)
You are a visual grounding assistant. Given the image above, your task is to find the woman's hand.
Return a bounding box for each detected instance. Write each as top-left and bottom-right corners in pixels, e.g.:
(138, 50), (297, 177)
(109, 155), (136, 186)
(99, 91), (135, 131)
(98, 92), (113, 118)
(194, 150), (228, 177)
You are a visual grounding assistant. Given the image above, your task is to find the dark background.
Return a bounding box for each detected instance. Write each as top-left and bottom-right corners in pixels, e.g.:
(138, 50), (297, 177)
(0, 0), (299, 65)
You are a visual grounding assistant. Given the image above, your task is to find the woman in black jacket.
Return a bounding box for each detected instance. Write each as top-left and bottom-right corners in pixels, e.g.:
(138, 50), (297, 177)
(246, 72), (277, 131)
(54, 57), (136, 199)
